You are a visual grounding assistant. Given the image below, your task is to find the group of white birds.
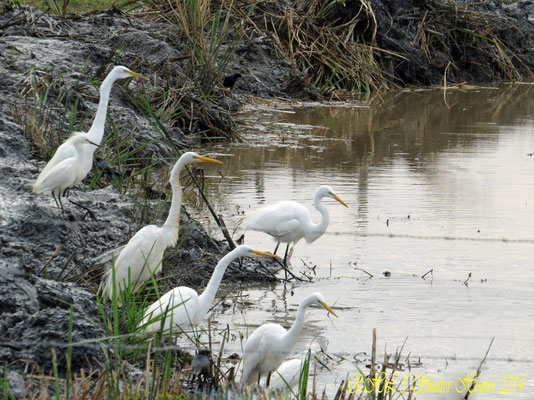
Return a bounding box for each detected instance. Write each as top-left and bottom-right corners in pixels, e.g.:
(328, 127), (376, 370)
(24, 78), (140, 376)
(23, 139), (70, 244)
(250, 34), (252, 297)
(31, 66), (347, 390)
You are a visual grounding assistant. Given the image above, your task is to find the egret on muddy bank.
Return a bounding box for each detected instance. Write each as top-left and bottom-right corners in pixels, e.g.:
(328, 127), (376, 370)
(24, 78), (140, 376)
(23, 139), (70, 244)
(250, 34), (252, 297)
(240, 292), (337, 385)
(33, 66), (147, 208)
(32, 133), (99, 210)
(139, 245), (278, 334)
(100, 152), (223, 302)
(243, 185), (348, 264)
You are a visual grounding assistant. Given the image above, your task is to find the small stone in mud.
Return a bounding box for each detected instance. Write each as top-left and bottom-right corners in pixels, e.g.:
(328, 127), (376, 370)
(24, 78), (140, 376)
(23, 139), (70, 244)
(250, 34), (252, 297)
(383, 271), (391, 277)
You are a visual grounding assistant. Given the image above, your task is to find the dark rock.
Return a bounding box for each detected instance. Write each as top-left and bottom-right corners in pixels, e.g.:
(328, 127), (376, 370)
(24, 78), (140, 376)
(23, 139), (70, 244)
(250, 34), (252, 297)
(223, 73), (242, 89)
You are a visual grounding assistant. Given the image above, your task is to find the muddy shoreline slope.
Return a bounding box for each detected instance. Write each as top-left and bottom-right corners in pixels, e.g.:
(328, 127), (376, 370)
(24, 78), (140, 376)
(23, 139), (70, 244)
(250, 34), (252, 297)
(1, 0), (534, 395)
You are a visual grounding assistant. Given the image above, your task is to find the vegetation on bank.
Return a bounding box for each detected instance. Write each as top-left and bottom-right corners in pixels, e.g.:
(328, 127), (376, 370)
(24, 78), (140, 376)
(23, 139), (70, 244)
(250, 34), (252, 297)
(13, 0), (534, 95)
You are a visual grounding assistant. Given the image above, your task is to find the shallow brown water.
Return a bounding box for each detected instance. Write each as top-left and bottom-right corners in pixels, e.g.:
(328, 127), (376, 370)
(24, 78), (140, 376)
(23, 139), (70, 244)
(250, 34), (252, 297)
(189, 85), (534, 399)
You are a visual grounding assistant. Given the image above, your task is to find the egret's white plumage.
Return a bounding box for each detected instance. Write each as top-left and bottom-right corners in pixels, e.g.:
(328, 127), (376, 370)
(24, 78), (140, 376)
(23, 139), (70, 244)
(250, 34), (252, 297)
(33, 66), (147, 200)
(270, 358), (304, 390)
(140, 245), (277, 334)
(269, 339), (329, 390)
(100, 152), (222, 302)
(243, 186), (347, 260)
(32, 133), (99, 206)
(241, 292), (337, 386)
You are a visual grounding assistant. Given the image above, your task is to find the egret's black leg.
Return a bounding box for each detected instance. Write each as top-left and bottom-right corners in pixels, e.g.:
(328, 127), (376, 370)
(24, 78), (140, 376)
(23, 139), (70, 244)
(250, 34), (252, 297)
(266, 371), (272, 387)
(283, 244), (290, 280)
(51, 192), (61, 209)
(67, 198), (97, 221)
(273, 241), (280, 255)
(57, 192), (66, 214)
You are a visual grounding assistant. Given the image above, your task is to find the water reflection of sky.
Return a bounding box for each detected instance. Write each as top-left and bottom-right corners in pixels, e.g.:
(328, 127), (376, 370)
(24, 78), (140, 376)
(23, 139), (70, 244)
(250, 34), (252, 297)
(187, 86), (534, 398)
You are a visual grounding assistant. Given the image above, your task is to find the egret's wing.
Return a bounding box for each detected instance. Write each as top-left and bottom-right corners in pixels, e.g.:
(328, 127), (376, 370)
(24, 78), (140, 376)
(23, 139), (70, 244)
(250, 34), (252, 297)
(141, 287), (200, 334)
(242, 323), (287, 384)
(100, 225), (163, 299)
(33, 160), (76, 194)
(243, 202), (304, 238)
(33, 141), (76, 190)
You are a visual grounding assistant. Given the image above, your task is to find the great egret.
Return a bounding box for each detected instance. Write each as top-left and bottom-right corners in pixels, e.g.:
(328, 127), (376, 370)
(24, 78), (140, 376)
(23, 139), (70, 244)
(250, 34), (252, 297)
(33, 66), (147, 207)
(240, 292), (337, 386)
(100, 152), (223, 302)
(139, 245), (278, 334)
(243, 185), (347, 264)
(32, 133), (99, 210)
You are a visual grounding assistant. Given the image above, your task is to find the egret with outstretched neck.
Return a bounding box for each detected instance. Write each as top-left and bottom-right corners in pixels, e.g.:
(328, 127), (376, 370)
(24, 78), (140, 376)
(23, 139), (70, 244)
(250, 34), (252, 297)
(33, 66), (147, 208)
(139, 245), (278, 334)
(240, 292), (337, 385)
(243, 185), (347, 265)
(100, 152), (223, 302)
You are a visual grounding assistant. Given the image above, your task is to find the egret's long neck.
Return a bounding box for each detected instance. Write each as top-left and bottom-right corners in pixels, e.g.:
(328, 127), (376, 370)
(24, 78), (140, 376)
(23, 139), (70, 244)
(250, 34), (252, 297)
(197, 251), (237, 320)
(162, 160), (186, 246)
(284, 300), (311, 349)
(87, 74), (115, 145)
(305, 192), (329, 243)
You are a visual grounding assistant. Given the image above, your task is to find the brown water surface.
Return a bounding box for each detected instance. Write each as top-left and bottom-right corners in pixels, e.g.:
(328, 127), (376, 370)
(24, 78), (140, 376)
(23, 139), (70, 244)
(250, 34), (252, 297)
(188, 85), (534, 398)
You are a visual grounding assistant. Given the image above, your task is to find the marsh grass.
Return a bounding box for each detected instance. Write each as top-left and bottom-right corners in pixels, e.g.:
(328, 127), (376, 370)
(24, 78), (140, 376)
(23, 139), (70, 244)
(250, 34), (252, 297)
(414, 0), (533, 83)
(148, 0), (247, 96)
(222, 0), (397, 94)
(21, 0), (122, 15)
(1, 322), (418, 400)
(13, 67), (87, 160)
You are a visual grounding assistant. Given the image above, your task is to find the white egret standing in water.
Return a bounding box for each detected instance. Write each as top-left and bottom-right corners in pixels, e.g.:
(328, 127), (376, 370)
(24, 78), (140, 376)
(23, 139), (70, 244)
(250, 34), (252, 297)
(240, 292), (337, 385)
(243, 185), (348, 264)
(139, 245), (278, 334)
(33, 66), (147, 209)
(100, 152), (223, 302)
(32, 133), (99, 209)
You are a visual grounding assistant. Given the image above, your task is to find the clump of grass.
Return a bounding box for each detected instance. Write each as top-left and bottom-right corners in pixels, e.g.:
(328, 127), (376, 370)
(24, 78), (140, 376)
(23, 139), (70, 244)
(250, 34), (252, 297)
(148, 0), (246, 96)
(225, 0), (397, 94)
(413, 0), (533, 84)
(21, 0), (133, 15)
(12, 67), (86, 160)
(344, 329), (415, 400)
(129, 0), (244, 143)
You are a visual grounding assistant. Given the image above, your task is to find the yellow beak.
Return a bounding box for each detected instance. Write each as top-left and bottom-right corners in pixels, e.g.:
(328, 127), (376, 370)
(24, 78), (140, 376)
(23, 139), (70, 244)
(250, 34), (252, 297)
(319, 300), (338, 318)
(85, 139), (100, 147)
(333, 194), (348, 208)
(249, 249), (279, 258)
(193, 155), (223, 164)
(128, 70), (148, 80)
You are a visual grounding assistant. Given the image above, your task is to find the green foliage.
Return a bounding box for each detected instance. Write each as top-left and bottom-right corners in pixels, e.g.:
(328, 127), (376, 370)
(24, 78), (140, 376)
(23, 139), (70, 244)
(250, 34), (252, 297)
(297, 350), (311, 400)
(1, 366), (16, 400)
(21, 0), (132, 14)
